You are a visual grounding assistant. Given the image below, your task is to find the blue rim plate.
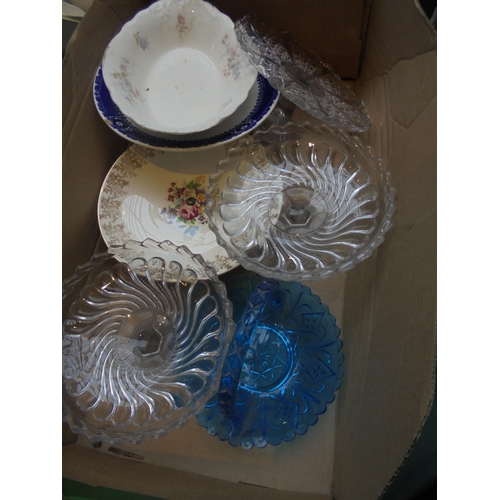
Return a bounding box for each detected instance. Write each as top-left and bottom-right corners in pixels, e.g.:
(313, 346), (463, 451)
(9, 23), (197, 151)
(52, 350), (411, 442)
(93, 65), (279, 151)
(196, 273), (344, 449)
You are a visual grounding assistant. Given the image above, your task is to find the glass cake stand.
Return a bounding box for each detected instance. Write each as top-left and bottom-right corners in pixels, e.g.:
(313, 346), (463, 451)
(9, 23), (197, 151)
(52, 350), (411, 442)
(206, 121), (397, 281)
(62, 239), (234, 445)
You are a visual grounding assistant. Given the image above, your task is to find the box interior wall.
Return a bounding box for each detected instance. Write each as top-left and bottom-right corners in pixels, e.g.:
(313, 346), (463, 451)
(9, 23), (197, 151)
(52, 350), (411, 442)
(62, 1), (436, 498)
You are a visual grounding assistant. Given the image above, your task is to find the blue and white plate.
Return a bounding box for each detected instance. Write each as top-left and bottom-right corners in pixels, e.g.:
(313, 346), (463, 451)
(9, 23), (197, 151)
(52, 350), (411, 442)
(93, 65), (279, 151)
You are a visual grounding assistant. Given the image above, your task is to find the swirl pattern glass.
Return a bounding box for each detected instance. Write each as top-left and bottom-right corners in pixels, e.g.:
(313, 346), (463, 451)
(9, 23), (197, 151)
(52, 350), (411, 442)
(62, 239), (234, 445)
(206, 122), (396, 281)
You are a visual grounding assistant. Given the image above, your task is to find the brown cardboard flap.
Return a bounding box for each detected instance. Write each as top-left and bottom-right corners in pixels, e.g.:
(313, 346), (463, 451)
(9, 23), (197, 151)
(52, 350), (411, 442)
(62, 1), (436, 499)
(62, 0), (150, 280)
(75, 407), (337, 496)
(361, 0), (436, 78)
(63, 422), (78, 446)
(63, 444), (332, 500)
(331, 1), (437, 498)
(205, 0), (368, 79)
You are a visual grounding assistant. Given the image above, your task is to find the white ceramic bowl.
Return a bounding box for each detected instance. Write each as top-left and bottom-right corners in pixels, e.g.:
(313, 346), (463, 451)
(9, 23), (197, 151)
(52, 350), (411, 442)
(102, 0), (258, 135)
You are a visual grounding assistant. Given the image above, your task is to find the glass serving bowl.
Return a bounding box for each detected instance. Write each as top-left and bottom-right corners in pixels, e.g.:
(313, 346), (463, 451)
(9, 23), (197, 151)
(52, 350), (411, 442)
(234, 16), (371, 133)
(62, 239), (234, 445)
(206, 121), (397, 281)
(196, 272), (344, 449)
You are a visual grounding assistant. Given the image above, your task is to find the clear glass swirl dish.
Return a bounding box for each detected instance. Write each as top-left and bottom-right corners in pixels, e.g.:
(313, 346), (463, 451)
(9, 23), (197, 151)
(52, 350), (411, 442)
(196, 272), (344, 449)
(62, 239), (234, 445)
(206, 122), (396, 281)
(234, 15), (371, 133)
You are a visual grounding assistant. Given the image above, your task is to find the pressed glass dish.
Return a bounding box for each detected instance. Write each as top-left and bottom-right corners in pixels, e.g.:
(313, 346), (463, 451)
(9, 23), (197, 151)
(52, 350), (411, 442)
(62, 239), (234, 445)
(102, 0), (257, 135)
(206, 121), (397, 281)
(196, 272), (344, 449)
(235, 16), (371, 133)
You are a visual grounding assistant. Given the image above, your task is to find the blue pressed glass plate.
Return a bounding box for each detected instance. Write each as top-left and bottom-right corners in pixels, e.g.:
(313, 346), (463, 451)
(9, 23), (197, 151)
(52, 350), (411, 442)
(93, 65), (279, 151)
(196, 272), (344, 449)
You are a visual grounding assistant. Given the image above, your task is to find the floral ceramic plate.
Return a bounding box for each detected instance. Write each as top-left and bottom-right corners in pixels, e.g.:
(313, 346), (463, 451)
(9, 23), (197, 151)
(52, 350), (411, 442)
(93, 65), (279, 150)
(197, 273), (344, 449)
(98, 145), (240, 274)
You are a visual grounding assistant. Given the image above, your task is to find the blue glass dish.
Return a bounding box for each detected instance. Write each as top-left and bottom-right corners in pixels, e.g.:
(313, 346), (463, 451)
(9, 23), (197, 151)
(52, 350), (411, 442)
(93, 65), (279, 150)
(196, 272), (344, 449)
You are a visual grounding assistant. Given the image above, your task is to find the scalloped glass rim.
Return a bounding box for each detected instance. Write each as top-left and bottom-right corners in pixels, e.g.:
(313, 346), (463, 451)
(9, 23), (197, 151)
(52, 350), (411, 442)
(62, 239), (235, 445)
(205, 121), (397, 281)
(196, 274), (344, 449)
(234, 15), (371, 133)
(93, 65), (279, 150)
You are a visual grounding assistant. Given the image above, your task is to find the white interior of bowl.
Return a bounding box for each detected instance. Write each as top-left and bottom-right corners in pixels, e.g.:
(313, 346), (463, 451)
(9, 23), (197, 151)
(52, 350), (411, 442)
(102, 0), (257, 135)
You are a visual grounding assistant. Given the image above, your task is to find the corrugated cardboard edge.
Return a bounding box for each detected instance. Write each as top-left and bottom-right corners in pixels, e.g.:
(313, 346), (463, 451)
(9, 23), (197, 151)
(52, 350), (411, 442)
(377, 357), (436, 499)
(62, 444), (331, 500)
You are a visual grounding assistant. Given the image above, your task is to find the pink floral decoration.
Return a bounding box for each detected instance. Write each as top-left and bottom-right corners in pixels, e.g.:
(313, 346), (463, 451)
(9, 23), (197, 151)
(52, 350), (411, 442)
(178, 203), (200, 221)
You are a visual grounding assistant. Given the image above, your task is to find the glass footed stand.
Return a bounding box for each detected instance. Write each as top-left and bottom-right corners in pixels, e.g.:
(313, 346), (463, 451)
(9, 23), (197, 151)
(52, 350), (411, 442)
(206, 121), (397, 281)
(196, 272), (344, 449)
(62, 239), (234, 445)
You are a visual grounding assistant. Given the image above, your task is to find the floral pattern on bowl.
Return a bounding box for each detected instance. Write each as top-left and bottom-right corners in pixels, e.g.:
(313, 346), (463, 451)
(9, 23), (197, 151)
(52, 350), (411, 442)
(111, 57), (145, 106)
(133, 31), (149, 51)
(176, 14), (191, 41)
(222, 34), (241, 80)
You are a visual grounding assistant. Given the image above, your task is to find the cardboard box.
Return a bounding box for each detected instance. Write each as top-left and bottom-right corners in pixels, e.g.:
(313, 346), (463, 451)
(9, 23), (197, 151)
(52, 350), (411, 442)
(62, 0), (436, 498)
